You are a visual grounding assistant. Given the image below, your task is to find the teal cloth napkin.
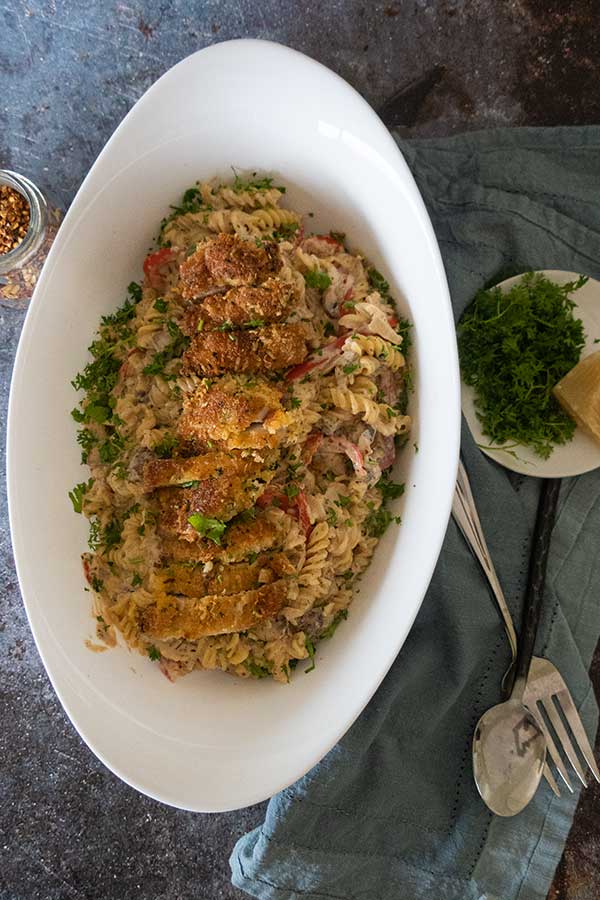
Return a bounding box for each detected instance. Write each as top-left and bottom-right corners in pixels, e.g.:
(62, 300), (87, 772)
(231, 127), (600, 900)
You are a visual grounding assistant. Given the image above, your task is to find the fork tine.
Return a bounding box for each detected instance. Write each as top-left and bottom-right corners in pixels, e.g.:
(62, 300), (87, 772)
(543, 763), (560, 797)
(556, 689), (600, 784)
(532, 706), (573, 792)
(541, 698), (587, 787)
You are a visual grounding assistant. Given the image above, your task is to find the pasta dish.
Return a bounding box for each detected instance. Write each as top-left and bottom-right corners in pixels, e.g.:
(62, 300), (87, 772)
(70, 174), (412, 682)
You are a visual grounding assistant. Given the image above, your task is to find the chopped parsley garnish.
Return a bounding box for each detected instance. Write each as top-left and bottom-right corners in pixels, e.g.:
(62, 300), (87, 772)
(87, 517), (122, 552)
(127, 281), (142, 302)
(376, 477), (405, 501)
(273, 221), (299, 241)
(143, 321), (189, 375)
(330, 231), (346, 245)
(335, 495), (351, 508)
(304, 639), (316, 673)
(396, 317), (412, 354)
(324, 321), (336, 337)
(247, 551), (259, 565)
(342, 363), (358, 375)
(284, 483), (300, 500)
(217, 320), (234, 332)
(458, 272), (586, 458)
(290, 396), (301, 409)
(159, 187), (206, 238)
(367, 266), (390, 296)
(180, 480), (200, 489)
(188, 513), (227, 545)
(76, 428), (97, 463)
(326, 508), (338, 526)
(69, 478), (93, 514)
(132, 573), (143, 587)
(304, 269), (332, 291)
(103, 519), (123, 550)
(154, 434), (179, 459)
(98, 431), (124, 464)
(320, 609), (349, 640)
(153, 298), (168, 313)
(232, 172), (285, 193)
(365, 507), (401, 538)
(91, 576), (104, 593)
(147, 644), (161, 661)
(245, 660), (271, 679)
(244, 317), (265, 328)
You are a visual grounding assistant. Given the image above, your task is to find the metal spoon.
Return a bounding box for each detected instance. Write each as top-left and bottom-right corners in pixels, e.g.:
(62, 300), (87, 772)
(472, 478), (560, 816)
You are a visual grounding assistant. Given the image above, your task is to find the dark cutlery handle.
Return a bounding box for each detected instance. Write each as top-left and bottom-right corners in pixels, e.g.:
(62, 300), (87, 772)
(514, 478), (561, 687)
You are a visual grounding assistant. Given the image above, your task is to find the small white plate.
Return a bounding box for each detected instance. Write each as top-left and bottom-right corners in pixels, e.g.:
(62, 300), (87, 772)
(462, 270), (600, 478)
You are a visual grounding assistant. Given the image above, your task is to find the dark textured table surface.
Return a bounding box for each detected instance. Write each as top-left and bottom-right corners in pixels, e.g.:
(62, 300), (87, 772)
(1, 2), (599, 899)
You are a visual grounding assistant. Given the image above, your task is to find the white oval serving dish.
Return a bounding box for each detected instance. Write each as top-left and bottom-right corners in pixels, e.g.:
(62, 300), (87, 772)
(8, 39), (460, 812)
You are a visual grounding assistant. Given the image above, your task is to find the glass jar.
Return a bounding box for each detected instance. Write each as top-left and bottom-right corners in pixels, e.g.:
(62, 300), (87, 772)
(0, 169), (48, 275)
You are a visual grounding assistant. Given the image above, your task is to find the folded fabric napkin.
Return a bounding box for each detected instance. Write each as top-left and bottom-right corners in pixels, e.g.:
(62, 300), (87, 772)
(231, 127), (600, 900)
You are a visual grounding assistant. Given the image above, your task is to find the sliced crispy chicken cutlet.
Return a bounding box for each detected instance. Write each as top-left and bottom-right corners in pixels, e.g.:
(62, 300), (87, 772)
(182, 323), (307, 376)
(157, 468), (275, 538)
(182, 278), (294, 334)
(161, 515), (281, 564)
(140, 581), (289, 639)
(142, 449), (275, 492)
(178, 376), (292, 450)
(179, 234), (281, 300)
(156, 552), (294, 598)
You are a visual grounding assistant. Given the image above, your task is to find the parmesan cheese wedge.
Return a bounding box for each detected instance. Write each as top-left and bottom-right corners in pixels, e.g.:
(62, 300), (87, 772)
(553, 349), (600, 446)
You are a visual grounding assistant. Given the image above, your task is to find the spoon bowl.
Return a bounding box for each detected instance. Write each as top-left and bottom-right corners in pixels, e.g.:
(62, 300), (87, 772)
(473, 699), (546, 817)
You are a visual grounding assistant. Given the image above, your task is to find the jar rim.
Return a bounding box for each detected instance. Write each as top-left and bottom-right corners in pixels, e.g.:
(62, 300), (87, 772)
(0, 169), (48, 272)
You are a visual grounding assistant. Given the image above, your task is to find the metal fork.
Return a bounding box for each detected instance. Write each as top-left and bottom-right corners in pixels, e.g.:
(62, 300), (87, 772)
(453, 460), (600, 795)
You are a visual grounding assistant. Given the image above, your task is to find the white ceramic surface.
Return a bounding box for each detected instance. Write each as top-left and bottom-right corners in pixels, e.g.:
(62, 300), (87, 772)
(8, 40), (460, 812)
(462, 270), (600, 478)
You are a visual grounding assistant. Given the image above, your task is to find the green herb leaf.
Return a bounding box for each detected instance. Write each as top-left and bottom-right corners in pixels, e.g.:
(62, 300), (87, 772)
(365, 507), (401, 538)
(245, 660), (271, 679)
(188, 513), (227, 545)
(273, 221), (299, 241)
(305, 639), (316, 673)
(320, 608), (349, 640)
(69, 478), (93, 513)
(367, 267), (390, 296)
(376, 478), (405, 501)
(154, 434), (179, 459)
(127, 282), (143, 302)
(148, 644), (161, 661)
(153, 298), (168, 313)
(143, 322), (189, 376)
(304, 269), (332, 291)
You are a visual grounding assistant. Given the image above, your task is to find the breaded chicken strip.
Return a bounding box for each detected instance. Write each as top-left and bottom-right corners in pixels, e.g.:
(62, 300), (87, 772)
(182, 323), (307, 376)
(139, 580), (289, 639)
(157, 467), (275, 538)
(155, 552), (294, 598)
(182, 278), (294, 334)
(178, 376), (292, 450)
(179, 234), (281, 299)
(161, 515), (281, 564)
(142, 448), (275, 492)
